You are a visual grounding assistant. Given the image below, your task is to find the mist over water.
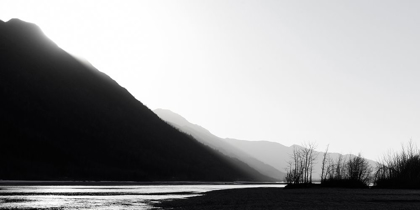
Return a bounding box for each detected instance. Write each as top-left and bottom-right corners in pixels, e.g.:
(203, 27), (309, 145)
(0, 184), (285, 209)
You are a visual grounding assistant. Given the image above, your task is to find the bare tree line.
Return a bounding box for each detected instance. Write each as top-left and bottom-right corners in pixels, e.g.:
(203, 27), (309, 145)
(320, 152), (372, 187)
(285, 142), (372, 187)
(285, 142), (317, 184)
(285, 141), (420, 188)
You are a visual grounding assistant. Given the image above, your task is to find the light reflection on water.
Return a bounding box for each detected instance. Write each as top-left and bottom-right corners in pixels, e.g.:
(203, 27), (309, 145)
(0, 184), (285, 209)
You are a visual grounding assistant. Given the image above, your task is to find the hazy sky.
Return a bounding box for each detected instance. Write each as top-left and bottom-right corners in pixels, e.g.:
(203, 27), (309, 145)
(1, 0), (419, 160)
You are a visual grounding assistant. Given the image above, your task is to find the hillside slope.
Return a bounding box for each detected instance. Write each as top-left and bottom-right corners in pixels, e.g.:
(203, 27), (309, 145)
(154, 109), (285, 180)
(0, 19), (266, 181)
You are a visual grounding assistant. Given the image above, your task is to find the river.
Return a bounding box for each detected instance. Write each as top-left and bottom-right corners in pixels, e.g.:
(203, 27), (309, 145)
(0, 184), (285, 209)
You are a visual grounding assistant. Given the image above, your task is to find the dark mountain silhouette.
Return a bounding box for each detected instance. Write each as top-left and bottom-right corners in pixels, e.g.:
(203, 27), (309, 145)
(0, 19), (269, 181)
(154, 109), (286, 180)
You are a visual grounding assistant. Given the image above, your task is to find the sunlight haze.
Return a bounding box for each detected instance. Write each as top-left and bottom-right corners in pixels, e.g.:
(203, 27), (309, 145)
(1, 0), (420, 160)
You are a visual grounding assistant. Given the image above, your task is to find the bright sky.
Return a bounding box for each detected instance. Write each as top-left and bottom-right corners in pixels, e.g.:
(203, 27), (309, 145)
(1, 0), (420, 160)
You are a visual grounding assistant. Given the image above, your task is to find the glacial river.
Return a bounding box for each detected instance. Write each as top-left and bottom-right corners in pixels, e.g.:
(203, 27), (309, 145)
(0, 184), (285, 209)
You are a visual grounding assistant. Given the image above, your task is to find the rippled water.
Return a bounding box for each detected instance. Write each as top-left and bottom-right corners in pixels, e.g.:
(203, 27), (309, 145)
(0, 184), (285, 209)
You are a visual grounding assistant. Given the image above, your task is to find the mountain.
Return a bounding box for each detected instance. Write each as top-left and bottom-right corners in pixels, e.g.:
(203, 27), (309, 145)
(154, 109), (286, 180)
(153, 109), (377, 180)
(0, 19), (268, 181)
(225, 139), (378, 179)
(224, 138), (291, 174)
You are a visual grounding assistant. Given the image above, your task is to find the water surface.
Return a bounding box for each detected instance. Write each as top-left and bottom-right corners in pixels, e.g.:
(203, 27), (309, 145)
(0, 184), (285, 209)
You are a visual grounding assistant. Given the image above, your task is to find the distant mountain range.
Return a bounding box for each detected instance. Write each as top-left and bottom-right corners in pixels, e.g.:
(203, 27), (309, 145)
(0, 19), (271, 181)
(155, 109), (378, 180)
(226, 139), (378, 179)
(154, 109), (286, 180)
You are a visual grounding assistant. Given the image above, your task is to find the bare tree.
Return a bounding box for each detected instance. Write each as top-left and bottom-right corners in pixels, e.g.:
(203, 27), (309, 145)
(346, 154), (372, 185)
(285, 142), (317, 184)
(323, 153), (372, 187)
(335, 154), (343, 180)
(301, 142), (317, 183)
(320, 144), (329, 182)
(286, 146), (303, 184)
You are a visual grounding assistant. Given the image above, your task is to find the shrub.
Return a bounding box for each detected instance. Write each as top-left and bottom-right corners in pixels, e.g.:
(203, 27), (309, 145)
(321, 154), (372, 188)
(374, 142), (420, 188)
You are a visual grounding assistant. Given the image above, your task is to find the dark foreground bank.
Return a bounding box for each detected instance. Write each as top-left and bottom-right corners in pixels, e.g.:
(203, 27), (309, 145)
(153, 187), (420, 210)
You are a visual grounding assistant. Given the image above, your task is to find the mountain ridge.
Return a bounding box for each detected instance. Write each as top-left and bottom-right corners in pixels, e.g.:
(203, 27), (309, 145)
(154, 109), (213, 135)
(155, 109), (378, 180)
(0, 19), (268, 182)
(154, 109), (286, 180)
(225, 139), (378, 179)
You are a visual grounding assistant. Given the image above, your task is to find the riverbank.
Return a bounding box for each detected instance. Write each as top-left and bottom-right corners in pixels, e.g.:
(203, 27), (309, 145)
(0, 180), (283, 186)
(153, 187), (420, 209)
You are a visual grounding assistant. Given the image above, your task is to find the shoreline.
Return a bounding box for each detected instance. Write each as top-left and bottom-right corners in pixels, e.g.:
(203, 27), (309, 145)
(153, 187), (420, 210)
(0, 180), (285, 186)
